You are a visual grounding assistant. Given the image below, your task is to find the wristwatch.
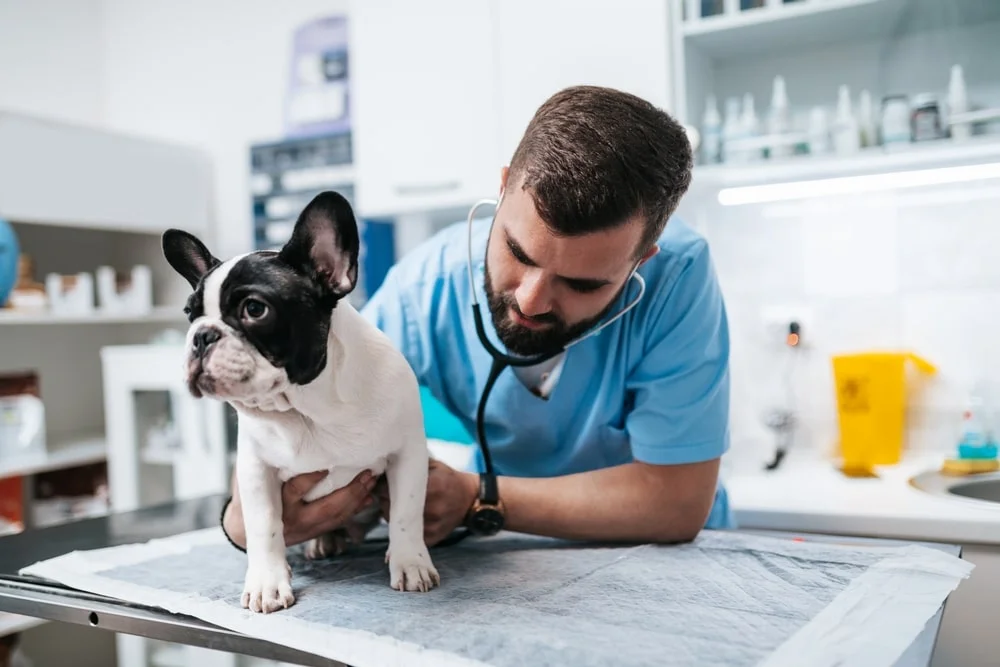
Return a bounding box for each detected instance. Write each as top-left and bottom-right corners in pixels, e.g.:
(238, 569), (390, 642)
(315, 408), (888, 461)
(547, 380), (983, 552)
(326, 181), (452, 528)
(464, 472), (505, 536)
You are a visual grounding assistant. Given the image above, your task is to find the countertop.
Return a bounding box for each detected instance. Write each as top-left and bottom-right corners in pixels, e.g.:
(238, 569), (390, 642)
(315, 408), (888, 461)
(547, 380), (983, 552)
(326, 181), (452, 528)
(726, 451), (1000, 545)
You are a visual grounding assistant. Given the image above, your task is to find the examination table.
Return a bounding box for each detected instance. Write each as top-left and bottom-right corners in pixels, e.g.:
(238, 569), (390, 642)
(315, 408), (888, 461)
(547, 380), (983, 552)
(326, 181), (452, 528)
(0, 495), (959, 666)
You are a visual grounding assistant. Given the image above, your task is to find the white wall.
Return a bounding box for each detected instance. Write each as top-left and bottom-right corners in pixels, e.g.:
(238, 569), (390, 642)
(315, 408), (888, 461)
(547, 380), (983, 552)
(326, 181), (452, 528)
(99, 0), (349, 257)
(682, 175), (1000, 475)
(0, 0), (105, 126)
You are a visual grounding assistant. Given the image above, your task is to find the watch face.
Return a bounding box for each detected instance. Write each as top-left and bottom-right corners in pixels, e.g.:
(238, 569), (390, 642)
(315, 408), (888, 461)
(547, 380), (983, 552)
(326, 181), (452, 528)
(470, 507), (504, 536)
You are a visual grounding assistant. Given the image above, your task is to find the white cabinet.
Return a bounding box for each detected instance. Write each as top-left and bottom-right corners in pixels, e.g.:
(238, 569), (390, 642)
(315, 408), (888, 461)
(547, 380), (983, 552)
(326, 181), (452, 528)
(490, 0), (674, 163)
(348, 0), (502, 218)
(0, 113), (211, 234)
(347, 0), (676, 219)
(671, 0), (1000, 171)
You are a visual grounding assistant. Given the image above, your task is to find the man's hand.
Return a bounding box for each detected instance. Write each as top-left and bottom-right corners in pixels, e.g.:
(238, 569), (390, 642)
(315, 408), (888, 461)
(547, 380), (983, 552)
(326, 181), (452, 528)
(375, 459), (478, 546)
(224, 469), (378, 549)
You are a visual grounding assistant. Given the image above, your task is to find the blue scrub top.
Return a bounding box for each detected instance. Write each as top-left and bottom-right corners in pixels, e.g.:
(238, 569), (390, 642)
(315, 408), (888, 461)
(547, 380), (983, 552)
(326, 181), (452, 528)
(360, 216), (735, 530)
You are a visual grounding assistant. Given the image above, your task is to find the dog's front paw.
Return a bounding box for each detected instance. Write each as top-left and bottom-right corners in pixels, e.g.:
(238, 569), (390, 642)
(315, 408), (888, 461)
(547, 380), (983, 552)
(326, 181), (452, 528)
(386, 545), (440, 592)
(241, 560), (294, 613)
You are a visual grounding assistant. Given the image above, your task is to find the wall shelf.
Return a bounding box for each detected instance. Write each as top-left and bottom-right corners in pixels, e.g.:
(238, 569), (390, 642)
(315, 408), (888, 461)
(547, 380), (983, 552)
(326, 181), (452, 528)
(0, 434), (106, 480)
(692, 134), (1000, 188)
(0, 305), (185, 326)
(683, 0), (909, 61)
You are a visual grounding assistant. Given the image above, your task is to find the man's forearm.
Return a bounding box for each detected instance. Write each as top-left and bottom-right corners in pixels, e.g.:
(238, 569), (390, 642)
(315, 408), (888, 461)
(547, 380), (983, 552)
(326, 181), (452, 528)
(491, 459), (719, 544)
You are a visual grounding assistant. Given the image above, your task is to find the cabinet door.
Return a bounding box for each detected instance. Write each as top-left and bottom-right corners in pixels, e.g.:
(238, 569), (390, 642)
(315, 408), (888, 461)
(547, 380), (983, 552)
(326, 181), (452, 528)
(490, 0), (674, 164)
(348, 0), (502, 218)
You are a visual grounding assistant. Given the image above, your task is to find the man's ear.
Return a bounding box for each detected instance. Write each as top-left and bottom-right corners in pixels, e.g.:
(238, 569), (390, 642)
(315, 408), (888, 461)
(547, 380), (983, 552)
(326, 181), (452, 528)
(639, 244), (659, 266)
(162, 229), (221, 289)
(279, 190), (359, 299)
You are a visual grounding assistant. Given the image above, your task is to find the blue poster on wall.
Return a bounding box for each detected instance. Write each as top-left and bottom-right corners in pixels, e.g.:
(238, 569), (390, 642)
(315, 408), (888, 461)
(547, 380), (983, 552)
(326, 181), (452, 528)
(284, 15), (351, 140)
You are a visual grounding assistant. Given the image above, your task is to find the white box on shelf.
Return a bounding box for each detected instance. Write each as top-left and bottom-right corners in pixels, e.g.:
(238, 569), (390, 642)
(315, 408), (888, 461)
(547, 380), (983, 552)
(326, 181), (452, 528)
(96, 265), (153, 314)
(45, 272), (94, 315)
(0, 393), (46, 463)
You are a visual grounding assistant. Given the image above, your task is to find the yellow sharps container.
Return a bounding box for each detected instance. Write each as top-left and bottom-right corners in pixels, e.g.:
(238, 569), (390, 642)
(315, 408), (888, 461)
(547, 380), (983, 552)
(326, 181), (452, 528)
(832, 351), (937, 472)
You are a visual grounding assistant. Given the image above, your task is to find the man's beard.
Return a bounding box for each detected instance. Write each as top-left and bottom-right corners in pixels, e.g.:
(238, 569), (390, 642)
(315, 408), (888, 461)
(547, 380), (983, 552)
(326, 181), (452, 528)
(483, 261), (622, 358)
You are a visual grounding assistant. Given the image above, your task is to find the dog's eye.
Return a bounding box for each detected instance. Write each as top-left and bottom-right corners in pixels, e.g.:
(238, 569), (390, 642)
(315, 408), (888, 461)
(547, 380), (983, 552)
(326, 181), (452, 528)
(242, 299), (269, 320)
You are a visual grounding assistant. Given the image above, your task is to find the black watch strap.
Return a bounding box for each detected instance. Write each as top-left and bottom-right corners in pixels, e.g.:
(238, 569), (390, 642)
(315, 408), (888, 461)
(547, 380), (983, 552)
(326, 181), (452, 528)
(479, 472), (500, 505)
(465, 472), (505, 536)
(220, 496), (247, 554)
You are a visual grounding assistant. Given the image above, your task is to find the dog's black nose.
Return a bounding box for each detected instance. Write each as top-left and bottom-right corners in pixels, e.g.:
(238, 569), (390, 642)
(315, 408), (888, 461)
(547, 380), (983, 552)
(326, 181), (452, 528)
(192, 327), (221, 358)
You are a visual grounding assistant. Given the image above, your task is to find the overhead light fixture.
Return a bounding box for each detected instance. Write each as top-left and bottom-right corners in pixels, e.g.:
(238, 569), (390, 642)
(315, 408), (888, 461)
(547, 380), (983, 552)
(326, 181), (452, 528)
(717, 161), (1000, 206)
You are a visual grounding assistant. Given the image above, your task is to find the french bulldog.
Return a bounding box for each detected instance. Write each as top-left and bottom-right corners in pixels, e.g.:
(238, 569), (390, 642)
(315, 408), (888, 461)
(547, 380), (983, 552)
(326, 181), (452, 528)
(161, 190), (440, 613)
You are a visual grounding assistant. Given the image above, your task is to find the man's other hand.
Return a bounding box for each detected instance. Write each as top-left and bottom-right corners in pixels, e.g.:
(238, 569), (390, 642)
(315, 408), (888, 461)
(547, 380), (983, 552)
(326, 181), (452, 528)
(223, 469), (378, 549)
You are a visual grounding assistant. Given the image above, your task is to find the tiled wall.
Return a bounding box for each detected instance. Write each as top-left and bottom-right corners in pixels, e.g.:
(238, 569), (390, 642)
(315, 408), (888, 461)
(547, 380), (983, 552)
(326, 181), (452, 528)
(682, 178), (1000, 473)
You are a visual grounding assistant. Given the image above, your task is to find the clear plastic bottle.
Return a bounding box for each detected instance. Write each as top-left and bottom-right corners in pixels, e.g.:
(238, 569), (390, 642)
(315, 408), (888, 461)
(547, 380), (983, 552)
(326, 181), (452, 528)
(701, 95), (722, 164)
(722, 97), (744, 164)
(768, 75), (791, 159)
(858, 89), (877, 148)
(948, 64), (970, 141)
(958, 386), (998, 457)
(741, 93), (762, 162)
(833, 84), (860, 155)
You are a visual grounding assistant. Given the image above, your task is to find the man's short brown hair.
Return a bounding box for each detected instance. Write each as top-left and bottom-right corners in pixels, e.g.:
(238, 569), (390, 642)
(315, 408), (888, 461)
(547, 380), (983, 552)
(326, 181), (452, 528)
(507, 85), (693, 259)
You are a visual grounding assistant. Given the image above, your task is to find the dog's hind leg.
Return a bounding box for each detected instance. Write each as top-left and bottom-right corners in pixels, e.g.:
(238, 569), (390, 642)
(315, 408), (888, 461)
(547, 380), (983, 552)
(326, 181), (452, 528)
(303, 504), (383, 559)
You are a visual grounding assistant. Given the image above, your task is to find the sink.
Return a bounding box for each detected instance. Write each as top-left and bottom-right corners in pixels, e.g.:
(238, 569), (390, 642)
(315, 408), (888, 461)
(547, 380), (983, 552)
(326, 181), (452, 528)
(910, 470), (1000, 505)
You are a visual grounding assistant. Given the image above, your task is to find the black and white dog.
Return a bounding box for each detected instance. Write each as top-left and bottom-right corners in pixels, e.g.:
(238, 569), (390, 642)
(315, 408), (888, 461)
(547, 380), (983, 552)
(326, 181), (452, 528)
(162, 191), (439, 613)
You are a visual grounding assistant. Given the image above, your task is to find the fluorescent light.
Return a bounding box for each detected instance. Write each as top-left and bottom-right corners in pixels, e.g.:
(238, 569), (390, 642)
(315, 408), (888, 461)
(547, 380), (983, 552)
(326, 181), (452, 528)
(717, 161), (1000, 206)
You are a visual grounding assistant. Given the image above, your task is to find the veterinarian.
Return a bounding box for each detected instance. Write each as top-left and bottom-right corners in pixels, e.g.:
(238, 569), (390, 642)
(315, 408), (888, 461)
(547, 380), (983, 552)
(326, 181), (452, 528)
(223, 84), (733, 550)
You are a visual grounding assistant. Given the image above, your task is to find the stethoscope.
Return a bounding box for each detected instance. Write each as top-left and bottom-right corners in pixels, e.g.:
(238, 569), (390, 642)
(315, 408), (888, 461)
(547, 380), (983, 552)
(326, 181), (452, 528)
(462, 196), (646, 529)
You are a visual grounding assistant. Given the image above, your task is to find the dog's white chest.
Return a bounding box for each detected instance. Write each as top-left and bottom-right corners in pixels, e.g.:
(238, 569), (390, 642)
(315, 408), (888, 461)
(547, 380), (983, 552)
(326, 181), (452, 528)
(243, 414), (388, 494)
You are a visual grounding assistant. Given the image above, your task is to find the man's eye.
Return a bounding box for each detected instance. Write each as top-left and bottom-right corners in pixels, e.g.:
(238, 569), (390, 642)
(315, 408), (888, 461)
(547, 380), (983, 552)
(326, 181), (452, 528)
(566, 281), (604, 294)
(507, 241), (533, 266)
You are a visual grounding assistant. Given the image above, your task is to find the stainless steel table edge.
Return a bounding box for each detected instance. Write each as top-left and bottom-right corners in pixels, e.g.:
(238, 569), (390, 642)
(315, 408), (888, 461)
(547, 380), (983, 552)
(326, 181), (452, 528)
(0, 576), (343, 666)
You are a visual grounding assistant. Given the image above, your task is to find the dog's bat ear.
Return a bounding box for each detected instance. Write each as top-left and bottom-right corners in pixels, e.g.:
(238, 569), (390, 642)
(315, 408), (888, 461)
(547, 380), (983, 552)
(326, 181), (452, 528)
(280, 190), (360, 299)
(162, 229), (221, 289)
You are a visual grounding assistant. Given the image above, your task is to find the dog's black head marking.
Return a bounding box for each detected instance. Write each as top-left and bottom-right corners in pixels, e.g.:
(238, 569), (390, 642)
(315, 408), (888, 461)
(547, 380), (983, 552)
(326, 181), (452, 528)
(161, 190), (361, 386)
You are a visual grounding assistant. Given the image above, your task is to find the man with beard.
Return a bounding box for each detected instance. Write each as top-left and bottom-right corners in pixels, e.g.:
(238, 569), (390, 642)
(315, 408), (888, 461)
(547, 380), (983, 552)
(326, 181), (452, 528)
(222, 85), (733, 551)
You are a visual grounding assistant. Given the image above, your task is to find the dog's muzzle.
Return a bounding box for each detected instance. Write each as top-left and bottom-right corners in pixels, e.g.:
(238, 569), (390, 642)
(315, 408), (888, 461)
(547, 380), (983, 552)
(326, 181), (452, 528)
(187, 325), (222, 397)
(192, 326), (221, 359)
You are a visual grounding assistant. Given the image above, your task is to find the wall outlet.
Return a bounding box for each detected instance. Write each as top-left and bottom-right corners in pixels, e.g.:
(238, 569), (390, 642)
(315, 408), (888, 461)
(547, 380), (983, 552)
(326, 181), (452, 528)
(759, 304), (814, 345)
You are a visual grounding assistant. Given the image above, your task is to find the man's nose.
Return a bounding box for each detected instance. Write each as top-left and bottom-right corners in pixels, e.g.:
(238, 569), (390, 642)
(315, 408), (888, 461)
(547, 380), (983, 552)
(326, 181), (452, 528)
(192, 327), (221, 358)
(515, 272), (552, 317)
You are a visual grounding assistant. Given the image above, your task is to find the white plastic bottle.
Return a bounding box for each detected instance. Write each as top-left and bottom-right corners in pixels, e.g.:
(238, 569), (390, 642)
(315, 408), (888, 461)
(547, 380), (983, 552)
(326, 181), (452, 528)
(948, 64), (970, 141)
(701, 95), (722, 164)
(832, 84), (860, 155)
(768, 75), (791, 159)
